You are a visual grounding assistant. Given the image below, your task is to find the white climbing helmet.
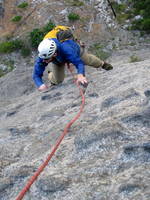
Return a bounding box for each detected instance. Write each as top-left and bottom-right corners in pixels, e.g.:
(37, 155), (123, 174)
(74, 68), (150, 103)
(38, 39), (57, 59)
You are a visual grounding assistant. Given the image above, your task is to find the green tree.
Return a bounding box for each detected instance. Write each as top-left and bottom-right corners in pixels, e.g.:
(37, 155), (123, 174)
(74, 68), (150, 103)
(132, 0), (150, 31)
(29, 21), (55, 48)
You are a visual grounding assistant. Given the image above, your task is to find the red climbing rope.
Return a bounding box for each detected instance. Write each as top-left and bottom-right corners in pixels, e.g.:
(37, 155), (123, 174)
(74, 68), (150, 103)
(15, 69), (85, 200)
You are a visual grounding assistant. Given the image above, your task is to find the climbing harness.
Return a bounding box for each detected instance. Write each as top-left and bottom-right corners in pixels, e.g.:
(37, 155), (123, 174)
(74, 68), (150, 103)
(15, 67), (86, 200)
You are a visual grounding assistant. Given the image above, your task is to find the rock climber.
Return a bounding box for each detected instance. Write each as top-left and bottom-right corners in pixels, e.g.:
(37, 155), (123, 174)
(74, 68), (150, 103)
(32, 25), (113, 92)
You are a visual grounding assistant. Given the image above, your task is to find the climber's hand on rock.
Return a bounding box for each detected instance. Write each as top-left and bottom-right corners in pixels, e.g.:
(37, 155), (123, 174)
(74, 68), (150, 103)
(38, 84), (48, 92)
(77, 74), (88, 87)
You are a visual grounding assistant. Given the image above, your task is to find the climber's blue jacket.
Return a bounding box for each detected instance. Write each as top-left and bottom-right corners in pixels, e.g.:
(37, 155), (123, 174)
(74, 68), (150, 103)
(32, 38), (85, 87)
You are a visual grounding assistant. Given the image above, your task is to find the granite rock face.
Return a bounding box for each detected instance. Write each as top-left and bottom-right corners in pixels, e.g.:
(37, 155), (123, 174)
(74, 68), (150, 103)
(0, 0), (150, 199)
(0, 53), (150, 199)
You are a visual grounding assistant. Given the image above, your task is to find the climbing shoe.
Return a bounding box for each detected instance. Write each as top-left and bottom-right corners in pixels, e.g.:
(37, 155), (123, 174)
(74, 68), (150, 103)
(102, 62), (113, 70)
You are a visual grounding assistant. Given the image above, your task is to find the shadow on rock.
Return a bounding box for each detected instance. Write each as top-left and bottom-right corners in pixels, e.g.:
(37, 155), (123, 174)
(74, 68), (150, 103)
(122, 143), (150, 163)
(122, 108), (150, 128)
(36, 176), (70, 196)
